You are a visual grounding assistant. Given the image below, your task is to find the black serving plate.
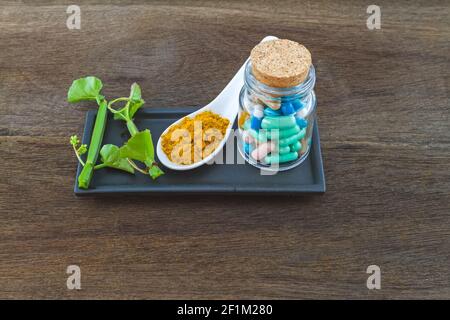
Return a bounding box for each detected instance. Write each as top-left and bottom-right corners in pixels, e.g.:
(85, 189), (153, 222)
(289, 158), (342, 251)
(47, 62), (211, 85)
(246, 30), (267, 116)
(74, 107), (325, 195)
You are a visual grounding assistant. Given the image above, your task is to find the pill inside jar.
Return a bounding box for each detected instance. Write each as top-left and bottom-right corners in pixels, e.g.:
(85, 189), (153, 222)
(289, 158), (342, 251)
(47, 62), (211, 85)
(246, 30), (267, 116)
(238, 39), (317, 172)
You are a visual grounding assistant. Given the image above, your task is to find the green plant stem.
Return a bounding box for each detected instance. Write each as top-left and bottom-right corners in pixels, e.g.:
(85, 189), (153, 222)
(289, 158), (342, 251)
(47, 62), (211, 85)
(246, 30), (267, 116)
(126, 120), (139, 136)
(107, 98), (129, 120)
(127, 159), (147, 174)
(109, 97), (129, 105)
(94, 163), (107, 170)
(72, 145), (85, 166)
(78, 100), (108, 189)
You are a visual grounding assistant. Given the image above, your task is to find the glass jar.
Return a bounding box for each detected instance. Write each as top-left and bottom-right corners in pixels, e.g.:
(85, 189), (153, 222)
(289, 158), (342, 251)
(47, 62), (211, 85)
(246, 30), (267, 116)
(237, 61), (316, 171)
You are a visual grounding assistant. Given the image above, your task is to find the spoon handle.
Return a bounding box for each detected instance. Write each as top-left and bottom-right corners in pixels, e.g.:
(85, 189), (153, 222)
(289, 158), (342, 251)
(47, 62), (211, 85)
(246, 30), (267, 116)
(212, 36), (279, 118)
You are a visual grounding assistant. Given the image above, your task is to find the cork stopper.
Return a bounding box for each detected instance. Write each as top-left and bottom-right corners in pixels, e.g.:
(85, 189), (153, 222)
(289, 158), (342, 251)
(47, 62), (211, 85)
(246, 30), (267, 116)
(250, 39), (312, 88)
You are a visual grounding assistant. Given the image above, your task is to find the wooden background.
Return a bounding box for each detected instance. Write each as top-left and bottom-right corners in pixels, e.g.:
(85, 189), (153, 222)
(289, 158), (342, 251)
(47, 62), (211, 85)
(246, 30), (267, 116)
(1, 0), (449, 299)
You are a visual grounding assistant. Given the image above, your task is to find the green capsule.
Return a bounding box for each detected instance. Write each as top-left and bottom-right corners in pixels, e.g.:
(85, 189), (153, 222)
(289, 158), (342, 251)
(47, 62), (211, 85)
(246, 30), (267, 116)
(264, 151), (298, 164)
(278, 145), (291, 154)
(261, 115), (296, 130)
(243, 119), (251, 130)
(279, 128), (306, 147)
(277, 128), (306, 147)
(266, 125), (300, 139)
(290, 141), (302, 152)
(298, 127), (306, 140)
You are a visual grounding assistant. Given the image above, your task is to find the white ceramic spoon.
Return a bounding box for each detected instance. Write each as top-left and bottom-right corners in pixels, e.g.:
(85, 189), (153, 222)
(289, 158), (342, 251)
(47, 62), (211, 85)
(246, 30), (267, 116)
(156, 35), (279, 170)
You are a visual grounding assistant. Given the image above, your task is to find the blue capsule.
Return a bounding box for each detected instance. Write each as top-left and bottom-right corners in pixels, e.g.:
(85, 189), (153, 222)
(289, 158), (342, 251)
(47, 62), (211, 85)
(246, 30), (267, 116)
(264, 107), (282, 117)
(295, 117), (308, 129)
(243, 142), (252, 155)
(291, 99), (304, 111)
(250, 115), (262, 130)
(281, 102), (295, 115)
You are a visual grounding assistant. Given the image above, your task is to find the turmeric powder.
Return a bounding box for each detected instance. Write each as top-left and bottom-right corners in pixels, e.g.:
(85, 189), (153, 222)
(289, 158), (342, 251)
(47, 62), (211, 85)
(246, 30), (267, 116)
(161, 111), (230, 165)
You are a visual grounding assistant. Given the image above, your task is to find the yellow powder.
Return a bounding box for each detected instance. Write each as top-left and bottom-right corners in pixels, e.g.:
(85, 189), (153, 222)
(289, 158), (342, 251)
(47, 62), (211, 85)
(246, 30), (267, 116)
(238, 110), (250, 129)
(161, 111), (230, 165)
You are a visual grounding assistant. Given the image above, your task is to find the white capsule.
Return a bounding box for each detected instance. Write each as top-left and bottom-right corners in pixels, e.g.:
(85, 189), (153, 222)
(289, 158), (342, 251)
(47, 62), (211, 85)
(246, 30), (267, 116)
(253, 107), (264, 119)
(243, 130), (255, 144)
(251, 141), (275, 161)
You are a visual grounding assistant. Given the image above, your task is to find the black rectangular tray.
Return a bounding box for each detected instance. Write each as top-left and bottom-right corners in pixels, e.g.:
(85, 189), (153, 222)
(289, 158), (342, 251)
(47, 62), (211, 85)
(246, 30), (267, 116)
(74, 107), (325, 195)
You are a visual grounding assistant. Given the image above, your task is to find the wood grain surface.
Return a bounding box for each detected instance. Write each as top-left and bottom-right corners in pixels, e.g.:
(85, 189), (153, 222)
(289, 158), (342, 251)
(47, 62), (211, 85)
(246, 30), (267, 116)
(1, 0), (449, 299)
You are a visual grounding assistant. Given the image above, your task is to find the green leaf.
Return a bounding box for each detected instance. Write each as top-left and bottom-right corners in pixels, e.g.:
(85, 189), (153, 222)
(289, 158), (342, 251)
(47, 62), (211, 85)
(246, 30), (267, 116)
(77, 144), (88, 155)
(148, 165), (164, 180)
(129, 82), (142, 101)
(128, 83), (145, 119)
(68, 76), (103, 103)
(99, 144), (134, 174)
(119, 130), (154, 163)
